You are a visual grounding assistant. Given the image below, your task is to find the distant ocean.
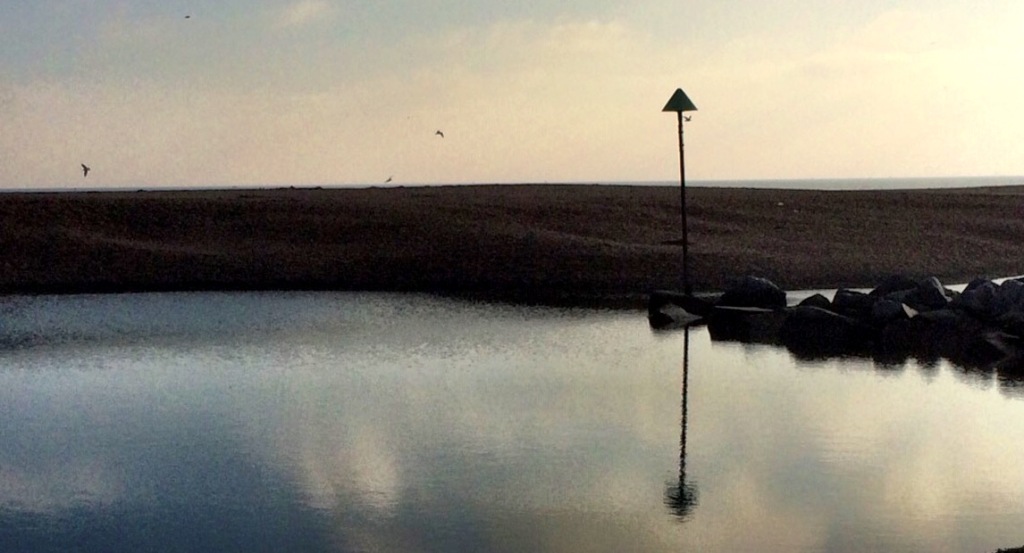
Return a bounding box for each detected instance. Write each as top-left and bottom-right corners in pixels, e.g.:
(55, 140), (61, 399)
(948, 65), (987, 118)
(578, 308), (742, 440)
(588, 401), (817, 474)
(615, 175), (1024, 190)
(6, 175), (1024, 193)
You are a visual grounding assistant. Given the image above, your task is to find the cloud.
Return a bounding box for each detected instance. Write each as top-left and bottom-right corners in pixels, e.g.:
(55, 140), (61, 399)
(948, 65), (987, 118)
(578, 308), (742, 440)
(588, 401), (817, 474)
(335, 17), (678, 184)
(272, 0), (334, 29)
(0, 460), (123, 513)
(670, 4), (1024, 179)
(5, 4), (1024, 188)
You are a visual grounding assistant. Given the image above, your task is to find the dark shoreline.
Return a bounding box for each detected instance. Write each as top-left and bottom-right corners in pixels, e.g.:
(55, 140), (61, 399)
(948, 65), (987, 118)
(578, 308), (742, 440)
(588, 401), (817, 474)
(2, 184), (1023, 308)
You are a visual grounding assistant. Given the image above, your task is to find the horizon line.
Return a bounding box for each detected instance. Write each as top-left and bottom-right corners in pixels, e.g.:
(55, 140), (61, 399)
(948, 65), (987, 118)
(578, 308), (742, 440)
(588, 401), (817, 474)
(3, 175), (1024, 194)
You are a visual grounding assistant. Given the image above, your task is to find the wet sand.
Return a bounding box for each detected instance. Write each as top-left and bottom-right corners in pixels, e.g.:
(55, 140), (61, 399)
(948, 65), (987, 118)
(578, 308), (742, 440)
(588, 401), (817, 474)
(1, 184), (1022, 307)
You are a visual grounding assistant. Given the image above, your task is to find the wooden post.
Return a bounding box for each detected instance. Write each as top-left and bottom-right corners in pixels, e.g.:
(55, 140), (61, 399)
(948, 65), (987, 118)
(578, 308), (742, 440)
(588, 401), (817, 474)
(663, 88), (697, 295)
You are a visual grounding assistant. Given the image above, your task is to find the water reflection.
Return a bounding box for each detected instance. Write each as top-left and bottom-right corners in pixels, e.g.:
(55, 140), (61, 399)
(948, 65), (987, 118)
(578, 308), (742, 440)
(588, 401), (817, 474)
(0, 382), (333, 553)
(704, 308), (1024, 398)
(0, 292), (690, 552)
(4, 292), (1024, 552)
(665, 326), (698, 519)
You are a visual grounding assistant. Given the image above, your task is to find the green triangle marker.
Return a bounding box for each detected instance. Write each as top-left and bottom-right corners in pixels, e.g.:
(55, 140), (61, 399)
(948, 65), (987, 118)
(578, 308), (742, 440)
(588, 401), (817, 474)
(663, 88), (697, 112)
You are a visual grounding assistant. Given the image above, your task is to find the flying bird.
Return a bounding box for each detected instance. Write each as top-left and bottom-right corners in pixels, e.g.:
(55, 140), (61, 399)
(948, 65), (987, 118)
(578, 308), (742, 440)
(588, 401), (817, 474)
(385, 176), (393, 184)
(435, 130), (444, 138)
(683, 115), (692, 122)
(81, 164), (90, 177)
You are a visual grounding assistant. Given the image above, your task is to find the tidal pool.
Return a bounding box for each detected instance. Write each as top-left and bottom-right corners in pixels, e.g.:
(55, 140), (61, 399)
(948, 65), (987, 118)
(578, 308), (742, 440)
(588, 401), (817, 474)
(1, 291), (1022, 552)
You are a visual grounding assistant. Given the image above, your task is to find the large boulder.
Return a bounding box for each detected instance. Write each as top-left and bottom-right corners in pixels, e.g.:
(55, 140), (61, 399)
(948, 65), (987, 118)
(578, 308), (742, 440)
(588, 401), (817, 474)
(879, 308), (1003, 369)
(906, 276), (954, 311)
(797, 293), (832, 310)
(957, 278), (1024, 321)
(964, 276), (994, 293)
(832, 289), (876, 319)
(870, 298), (912, 325)
(954, 279), (998, 318)
(708, 306), (786, 344)
(779, 306), (874, 358)
(718, 276), (787, 310)
(994, 279), (1024, 316)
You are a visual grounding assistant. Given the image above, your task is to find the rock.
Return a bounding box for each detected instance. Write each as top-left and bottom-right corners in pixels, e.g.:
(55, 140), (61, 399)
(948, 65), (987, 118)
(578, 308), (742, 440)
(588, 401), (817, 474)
(779, 306), (873, 357)
(832, 289), (876, 319)
(953, 279), (997, 318)
(904, 276), (953, 311)
(878, 318), (931, 363)
(648, 310), (675, 329)
(659, 273), (1023, 371)
(798, 293), (832, 310)
(996, 310), (1024, 337)
(718, 276), (787, 309)
(914, 307), (970, 328)
(708, 306), (786, 344)
(879, 308), (1000, 368)
(870, 298), (909, 325)
(649, 303), (704, 330)
(994, 279), (1024, 315)
(883, 288), (915, 304)
(648, 290), (718, 327)
(964, 276), (993, 293)
(870, 274), (919, 297)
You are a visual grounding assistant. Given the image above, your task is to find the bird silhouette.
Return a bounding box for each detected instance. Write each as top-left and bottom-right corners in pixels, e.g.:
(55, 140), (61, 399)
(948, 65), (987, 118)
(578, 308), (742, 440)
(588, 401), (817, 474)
(683, 115), (692, 122)
(385, 176), (393, 184)
(435, 130), (444, 138)
(81, 164), (90, 177)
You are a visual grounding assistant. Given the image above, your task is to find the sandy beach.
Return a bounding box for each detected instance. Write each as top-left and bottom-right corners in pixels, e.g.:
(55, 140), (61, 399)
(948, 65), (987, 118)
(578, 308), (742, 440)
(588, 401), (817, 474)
(1, 184), (1022, 307)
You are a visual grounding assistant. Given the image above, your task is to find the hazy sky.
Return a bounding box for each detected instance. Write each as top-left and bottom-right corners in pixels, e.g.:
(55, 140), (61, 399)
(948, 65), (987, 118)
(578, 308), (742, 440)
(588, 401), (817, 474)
(2, 1), (1023, 188)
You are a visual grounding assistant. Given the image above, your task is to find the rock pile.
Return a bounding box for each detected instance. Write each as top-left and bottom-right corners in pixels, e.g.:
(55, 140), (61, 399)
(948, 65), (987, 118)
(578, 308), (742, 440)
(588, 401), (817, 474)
(650, 275), (1024, 372)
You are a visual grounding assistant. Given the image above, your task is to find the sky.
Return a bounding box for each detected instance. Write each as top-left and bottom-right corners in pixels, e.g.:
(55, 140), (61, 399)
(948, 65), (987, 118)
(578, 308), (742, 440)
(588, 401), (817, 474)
(2, 1), (1023, 188)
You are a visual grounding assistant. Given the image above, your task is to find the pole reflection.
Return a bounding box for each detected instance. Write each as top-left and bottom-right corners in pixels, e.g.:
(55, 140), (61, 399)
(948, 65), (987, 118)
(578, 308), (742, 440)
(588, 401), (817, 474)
(665, 325), (698, 519)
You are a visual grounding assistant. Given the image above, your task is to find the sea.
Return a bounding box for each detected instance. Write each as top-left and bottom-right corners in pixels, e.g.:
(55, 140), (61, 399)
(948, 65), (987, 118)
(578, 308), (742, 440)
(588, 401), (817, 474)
(4, 175), (1024, 193)
(640, 175), (1024, 190)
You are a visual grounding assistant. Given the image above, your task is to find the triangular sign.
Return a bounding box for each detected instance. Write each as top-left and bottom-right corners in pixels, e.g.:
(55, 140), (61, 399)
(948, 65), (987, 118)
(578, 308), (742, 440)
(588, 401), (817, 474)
(663, 88), (697, 112)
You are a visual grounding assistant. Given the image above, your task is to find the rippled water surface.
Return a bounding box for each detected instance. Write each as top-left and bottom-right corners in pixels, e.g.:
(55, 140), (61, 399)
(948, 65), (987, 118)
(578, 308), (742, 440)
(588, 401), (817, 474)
(1, 292), (1023, 552)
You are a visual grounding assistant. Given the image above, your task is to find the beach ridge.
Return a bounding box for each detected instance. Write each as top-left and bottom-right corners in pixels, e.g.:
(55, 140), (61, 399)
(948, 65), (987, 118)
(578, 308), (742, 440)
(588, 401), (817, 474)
(2, 184), (1023, 307)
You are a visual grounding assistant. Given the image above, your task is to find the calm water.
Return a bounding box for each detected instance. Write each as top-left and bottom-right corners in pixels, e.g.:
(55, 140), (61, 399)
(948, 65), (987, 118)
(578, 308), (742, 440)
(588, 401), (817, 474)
(2, 292), (1023, 552)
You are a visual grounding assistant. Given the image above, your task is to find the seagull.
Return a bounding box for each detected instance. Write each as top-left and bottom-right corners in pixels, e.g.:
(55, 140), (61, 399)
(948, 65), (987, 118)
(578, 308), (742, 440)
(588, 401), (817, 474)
(81, 163), (90, 177)
(435, 130), (444, 138)
(683, 115), (692, 122)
